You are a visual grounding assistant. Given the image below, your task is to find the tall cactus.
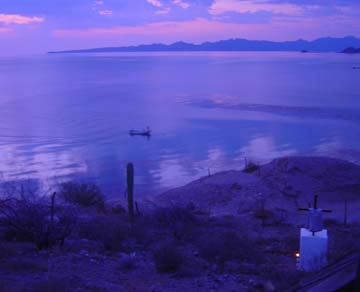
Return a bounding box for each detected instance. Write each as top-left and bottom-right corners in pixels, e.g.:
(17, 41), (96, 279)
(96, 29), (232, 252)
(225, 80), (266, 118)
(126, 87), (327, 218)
(127, 163), (135, 223)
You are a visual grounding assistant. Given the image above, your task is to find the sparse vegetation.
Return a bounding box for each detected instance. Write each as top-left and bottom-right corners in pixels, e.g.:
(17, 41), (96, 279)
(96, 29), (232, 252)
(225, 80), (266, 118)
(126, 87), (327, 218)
(29, 275), (85, 292)
(0, 166), (358, 292)
(118, 254), (136, 271)
(77, 215), (128, 252)
(59, 182), (105, 209)
(153, 205), (197, 240)
(243, 161), (260, 173)
(0, 257), (47, 273)
(195, 230), (256, 265)
(0, 191), (76, 250)
(111, 203), (126, 215)
(153, 242), (184, 273)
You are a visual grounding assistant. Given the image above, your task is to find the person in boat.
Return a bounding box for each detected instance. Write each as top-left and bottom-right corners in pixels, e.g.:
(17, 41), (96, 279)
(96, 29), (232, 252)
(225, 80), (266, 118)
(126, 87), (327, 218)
(129, 127), (151, 136)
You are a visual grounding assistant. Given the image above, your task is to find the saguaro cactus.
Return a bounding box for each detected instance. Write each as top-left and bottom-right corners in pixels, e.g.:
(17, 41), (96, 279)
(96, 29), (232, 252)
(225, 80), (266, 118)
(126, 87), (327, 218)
(50, 192), (56, 227)
(127, 163), (135, 223)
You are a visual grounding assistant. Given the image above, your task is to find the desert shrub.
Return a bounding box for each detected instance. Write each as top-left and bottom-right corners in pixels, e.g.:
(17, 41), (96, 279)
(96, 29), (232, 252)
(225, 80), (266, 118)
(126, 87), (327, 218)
(59, 182), (105, 209)
(153, 242), (184, 273)
(0, 257), (47, 273)
(253, 208), (287, 226)
(118, 254), (136, 271)
(153, 206), (197, 240)
(30, 275), (84, 292)
(243, 161), (260, 173)
(253, 209), (273, 221)
(0, 195), (76, 250)
(329, 226), (360, 260)
(77, 216), (128, 252)
(0, 242), (24, 259)
(261, 264), (302, 291)
(323, 218), (341, 226)
(111, 203), (126, 215)
(129, 215), (156, 247)
(196, 230), (255, 265)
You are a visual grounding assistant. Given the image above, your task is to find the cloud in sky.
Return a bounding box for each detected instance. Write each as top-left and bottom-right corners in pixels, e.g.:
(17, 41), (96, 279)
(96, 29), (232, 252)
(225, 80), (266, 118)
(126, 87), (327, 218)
(155, 8), (171, 15)
(209, 0), (302, 15)
(0, 27), (12, 34)
(147, 0), (163, 8)
(173, 0), (190, 9)
(0, 13), (44, 25)
(92, 1), (113, 16)
(0, 0), (360, 55)
(53, 18), (248, 38)
(98, 9), (113, 16)
(51, 15), (356, 43)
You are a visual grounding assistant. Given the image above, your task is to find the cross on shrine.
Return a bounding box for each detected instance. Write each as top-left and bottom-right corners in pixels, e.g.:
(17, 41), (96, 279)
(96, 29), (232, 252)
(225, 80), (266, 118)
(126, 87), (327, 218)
(299, 195), (332, 235)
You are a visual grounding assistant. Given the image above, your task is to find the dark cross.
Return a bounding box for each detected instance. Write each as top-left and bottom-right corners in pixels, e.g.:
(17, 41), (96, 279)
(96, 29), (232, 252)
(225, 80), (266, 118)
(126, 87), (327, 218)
(299, 195), (332, 235)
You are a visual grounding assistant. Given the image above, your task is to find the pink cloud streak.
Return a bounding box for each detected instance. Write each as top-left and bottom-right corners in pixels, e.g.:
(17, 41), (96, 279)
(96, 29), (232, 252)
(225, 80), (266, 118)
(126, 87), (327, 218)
(0, 27), (12, 34)
(0, 14), (44, 25)
(52, 18), (265, 38)
(51, 16), (360, 45)
(98, 10), (113, 16)
(147, 0), (163, 8)
(209, 0), (303, 16)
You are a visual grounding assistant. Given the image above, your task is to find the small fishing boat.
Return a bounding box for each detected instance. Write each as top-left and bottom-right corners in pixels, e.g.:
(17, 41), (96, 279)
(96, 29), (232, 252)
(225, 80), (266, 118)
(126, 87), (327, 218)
(129, 127), (151, 137)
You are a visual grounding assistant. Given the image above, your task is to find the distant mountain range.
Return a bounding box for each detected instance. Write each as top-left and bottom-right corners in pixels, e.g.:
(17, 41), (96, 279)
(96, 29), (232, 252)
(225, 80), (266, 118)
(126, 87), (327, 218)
(48, 36), (360, 54)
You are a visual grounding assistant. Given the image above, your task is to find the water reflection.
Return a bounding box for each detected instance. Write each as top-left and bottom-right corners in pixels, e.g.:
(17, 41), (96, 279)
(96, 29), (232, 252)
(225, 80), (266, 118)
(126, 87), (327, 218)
(0, 141), (87, 184)
(239, 136), (297, 161)
(0, 52), (359, 197)
(314, 138), (360, 164)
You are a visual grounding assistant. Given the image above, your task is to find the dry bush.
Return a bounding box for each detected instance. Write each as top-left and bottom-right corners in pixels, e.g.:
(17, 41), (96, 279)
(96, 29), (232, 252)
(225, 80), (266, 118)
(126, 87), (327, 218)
(153, 242), (184, 273)
(29, 275), (84, 292)
(0, 257), (47, 273)
(253, 208), (288, 226)
(329, 224), (360, 260)
(59, 182), (105, 209)
(118, 254), (136, 271)
(260, 263), (302, 291)
(0, 194), (76, 250)
(111, 203), (126, 215)
(129, 215), (158, 247)
(195, 230), (256, 265)
(243, 161), (260, 173)
(0, 242), (20, 259)
(152, 205), (197, 240)
(77, 216), (128, 252)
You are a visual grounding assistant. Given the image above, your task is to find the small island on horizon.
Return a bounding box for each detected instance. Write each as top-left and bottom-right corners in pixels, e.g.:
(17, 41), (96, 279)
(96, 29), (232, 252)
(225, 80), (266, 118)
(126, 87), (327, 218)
(342, 47), (360, 54)
(48, 36), (360, 54)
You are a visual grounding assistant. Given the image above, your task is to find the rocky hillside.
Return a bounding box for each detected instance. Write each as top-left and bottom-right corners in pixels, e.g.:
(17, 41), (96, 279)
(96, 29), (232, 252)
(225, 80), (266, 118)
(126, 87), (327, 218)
(156, 156), (360, 222)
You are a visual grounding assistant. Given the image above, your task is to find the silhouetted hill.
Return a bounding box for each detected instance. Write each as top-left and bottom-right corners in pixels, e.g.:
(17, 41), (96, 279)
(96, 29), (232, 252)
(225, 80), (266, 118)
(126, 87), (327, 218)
(48, 36), (360, 54)
(342, 47), (360, 54)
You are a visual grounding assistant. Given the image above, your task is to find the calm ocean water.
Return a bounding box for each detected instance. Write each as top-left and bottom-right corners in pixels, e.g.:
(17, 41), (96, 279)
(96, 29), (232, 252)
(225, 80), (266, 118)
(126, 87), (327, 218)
(0, 52), (360, 197)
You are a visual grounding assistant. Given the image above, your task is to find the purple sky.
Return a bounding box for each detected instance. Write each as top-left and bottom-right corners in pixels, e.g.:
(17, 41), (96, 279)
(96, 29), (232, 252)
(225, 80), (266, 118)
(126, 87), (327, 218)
(0, 0), (360, 55)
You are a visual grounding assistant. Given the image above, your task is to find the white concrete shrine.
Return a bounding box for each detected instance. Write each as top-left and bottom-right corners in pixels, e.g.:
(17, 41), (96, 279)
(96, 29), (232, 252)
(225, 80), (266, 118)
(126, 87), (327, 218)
(297, 195), (331, 272)
(298, 228), (328, 271)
